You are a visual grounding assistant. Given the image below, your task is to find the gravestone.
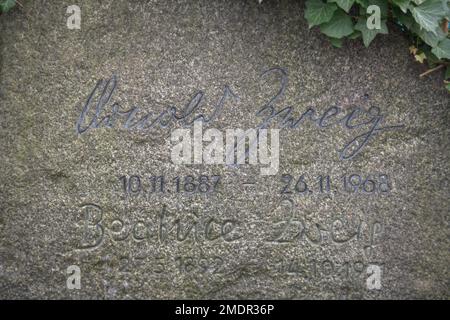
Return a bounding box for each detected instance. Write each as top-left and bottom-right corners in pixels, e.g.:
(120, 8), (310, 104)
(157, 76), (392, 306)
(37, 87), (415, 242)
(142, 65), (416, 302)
(0, 0), (449, 299)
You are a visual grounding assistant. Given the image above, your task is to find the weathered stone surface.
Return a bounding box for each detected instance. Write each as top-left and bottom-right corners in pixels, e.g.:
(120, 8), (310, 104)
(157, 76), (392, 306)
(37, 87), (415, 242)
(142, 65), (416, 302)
(0, 0), (448, 299)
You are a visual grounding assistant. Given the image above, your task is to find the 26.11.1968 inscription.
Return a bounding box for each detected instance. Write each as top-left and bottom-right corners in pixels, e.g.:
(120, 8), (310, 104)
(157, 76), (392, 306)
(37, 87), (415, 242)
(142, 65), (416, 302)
(280, 173), (392, 195)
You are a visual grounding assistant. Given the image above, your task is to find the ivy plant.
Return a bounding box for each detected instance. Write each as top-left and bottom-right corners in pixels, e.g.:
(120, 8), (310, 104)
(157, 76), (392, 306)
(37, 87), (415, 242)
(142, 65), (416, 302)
(305, 0), (450, 91)
(2, 0), (449, 91)
(0, 0), (16, 13)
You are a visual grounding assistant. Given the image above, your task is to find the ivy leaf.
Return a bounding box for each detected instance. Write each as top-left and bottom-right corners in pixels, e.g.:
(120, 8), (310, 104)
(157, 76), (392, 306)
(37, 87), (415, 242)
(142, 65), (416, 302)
(394, 7), (415, 28)
(320, 9), (355, 38)
(354, 17), (388, 47)
(410, 19), (447, 46)
(422, 47), (441, 67)
(410, 0), (447, 34)
(0, 0), (16, 13)
(355, 0), (369, 7)
(417, 25), (447, 47)
(328, 0), (355, 13)
(409, 45), (418, 54)
(348, 30), (362, 39)
(431, 38), (450, 59)
(305, 0), (338, 28)
(414, 52), (427, 63)
(329, 37), (344, 47)
(392, 0), (411, 13)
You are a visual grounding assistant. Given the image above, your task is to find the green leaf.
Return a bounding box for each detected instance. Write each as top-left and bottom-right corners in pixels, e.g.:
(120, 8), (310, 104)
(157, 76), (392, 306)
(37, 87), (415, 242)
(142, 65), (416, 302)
(328, 0), (355, 13)
(431, 38), (450, 59)
(305, 0), (338, 28)
(355, 0), (369, 7)
(392, 0), (412, 13)
(354, 17), (388, 47)
(320, 9), (355, 38)
(417, 25), (447, 47)
(348, 30), (362, 39)
(422, 47), (441, 67)
(445, 66), (450, 80)
(446, 83), (450, 93)
(410, 0), (447, 34)
(0, 0), (16, 13)
(414, 52), (426, 63)
(446, 4), (450, 20)
(329, 37), (344, 47)
(394, 7), (415, 28)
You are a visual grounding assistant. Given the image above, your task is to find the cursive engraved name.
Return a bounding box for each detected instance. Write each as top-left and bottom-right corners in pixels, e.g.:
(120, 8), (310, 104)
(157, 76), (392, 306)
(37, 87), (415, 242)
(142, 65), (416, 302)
(75, 67), (404, 160)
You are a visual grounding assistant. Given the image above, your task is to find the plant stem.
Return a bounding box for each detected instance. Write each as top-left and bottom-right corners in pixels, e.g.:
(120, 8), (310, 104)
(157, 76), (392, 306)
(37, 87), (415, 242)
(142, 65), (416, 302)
(419, 64), (445, 78)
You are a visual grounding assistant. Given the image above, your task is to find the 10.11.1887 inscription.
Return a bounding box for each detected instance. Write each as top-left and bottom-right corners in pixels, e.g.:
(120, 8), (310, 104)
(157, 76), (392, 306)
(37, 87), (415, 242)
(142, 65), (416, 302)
(116, 173), (391, 197)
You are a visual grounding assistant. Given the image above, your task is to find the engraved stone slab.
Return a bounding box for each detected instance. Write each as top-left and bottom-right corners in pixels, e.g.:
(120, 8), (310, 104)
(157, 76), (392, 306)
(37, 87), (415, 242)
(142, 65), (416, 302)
(0, 0), (449, 299)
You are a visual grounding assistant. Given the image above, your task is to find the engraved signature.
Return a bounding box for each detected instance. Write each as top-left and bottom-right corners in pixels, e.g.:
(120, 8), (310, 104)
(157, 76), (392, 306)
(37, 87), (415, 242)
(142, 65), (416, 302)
(75, 67), (404, 160)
